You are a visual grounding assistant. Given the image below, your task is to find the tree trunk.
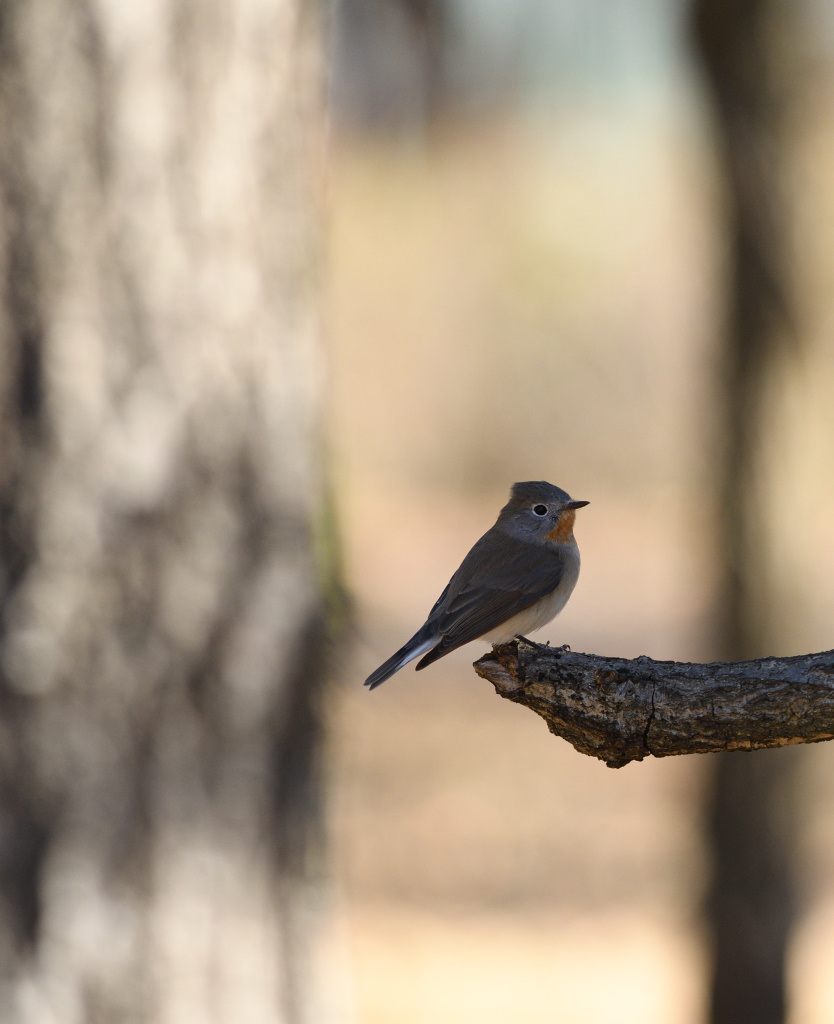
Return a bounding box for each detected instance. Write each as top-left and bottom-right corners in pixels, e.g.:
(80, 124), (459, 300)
(690, 1), (798, 1021)
(0, 1), (331, 1021)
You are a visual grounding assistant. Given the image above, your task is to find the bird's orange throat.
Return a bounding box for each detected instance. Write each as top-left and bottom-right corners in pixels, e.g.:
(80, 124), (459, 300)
(546, 509), (576, 543)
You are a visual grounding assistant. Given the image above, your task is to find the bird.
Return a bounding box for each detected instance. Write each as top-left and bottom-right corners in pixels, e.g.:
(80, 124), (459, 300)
(364, 480), (589, 689)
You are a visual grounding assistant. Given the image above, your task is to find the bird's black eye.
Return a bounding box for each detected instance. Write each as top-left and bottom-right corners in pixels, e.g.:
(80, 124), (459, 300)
(533, 504), (548, 517)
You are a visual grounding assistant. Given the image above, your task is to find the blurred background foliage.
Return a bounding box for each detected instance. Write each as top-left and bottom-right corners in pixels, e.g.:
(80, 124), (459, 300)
(324, 0), (834, 1021)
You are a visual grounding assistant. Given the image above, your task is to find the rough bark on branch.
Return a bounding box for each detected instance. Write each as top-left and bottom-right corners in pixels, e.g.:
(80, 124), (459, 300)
(474, 641), (834, 769)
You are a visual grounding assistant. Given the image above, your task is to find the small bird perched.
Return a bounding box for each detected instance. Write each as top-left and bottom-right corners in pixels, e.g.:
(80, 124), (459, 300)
(365, 480), (589, 689)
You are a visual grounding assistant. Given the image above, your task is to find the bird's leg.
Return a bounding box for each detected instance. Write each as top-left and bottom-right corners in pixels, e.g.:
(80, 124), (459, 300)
(515, 635), (549, 650)
(516, 636), (570, 653)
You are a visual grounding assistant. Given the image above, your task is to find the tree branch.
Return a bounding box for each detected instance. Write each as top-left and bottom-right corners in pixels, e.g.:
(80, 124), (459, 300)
(473, 641), (834, 769)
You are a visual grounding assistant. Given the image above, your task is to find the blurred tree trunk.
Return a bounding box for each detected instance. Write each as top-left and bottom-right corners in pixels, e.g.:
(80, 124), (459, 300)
(399, 0), (447, 120)
(332, 0), (447, 130)
(0, 1), (333, 1022)
(691, 1), (799, 1022)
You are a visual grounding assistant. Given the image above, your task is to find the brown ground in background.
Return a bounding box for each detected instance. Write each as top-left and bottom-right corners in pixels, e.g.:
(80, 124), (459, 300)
(325, 118), (834, 1023)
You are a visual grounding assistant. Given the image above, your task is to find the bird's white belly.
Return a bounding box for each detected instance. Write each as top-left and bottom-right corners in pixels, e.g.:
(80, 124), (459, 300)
(482, 547), (580, 645)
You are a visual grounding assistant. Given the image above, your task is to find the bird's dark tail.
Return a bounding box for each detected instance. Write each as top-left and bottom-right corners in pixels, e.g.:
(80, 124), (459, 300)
(364, 627), (439, 690)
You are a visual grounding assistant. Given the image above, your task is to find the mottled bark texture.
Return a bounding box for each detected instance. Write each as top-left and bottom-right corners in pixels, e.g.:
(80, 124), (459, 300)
(475, 642), (834, 768)
(0, 1), (331, 1022)
(691, 0), (798, 1020)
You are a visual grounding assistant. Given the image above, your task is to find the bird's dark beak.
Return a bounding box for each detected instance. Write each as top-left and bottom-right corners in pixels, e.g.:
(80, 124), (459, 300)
(567, 500), (590, 510)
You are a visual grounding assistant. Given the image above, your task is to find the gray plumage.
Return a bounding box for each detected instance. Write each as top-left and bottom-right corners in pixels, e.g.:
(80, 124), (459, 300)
(365, 481), (588, 689)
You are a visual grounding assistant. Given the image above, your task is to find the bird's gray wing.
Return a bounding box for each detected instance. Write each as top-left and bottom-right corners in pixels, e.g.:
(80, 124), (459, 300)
(416, 539), (566, 669)
(423, 580), (451, 621)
